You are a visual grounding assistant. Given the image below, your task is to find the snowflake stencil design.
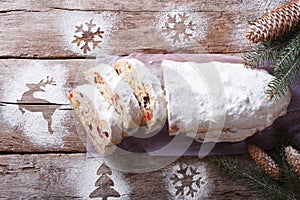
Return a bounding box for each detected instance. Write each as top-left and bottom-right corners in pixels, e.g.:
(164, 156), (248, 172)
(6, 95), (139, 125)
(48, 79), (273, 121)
(163, 13), (197, 45)
(72, 19), (104, 54)
(157, 7), (208, 48)
(164, 163), (209, 199)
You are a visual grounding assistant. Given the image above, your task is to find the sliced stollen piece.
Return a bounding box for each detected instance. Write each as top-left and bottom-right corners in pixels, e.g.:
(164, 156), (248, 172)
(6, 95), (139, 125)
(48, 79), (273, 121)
(68, 84), (123, 154)
(114, 58), (167, 133)
(162, 60), (292, 142)
(84, 64), (142, 136)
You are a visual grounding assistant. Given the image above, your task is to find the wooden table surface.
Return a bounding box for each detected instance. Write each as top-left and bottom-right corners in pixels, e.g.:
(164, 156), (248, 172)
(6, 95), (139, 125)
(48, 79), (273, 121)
(0, 1), (288, 199)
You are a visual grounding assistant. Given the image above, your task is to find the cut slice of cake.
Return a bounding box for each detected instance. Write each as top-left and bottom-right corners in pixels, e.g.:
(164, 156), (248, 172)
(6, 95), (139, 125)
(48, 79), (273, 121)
(68, 84), (122, 154)
(85, 64), (142, 136)
(114, 58), (167, 134)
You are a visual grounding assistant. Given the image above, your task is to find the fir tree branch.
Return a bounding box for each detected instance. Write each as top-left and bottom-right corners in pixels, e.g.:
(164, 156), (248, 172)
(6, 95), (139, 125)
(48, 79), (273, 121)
(271, 132), (300, 199)
(267, 57), (300, 99)
(242, 29), (300, 69)
(210, 156), (297, 200)
(266, 48), (300, 100)
(243, 27), (300, 99)
(242, 41), (283, 69)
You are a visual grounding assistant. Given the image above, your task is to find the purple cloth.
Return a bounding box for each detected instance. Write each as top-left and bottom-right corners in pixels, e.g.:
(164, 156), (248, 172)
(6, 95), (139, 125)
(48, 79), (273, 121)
(88, 54), (300, 157)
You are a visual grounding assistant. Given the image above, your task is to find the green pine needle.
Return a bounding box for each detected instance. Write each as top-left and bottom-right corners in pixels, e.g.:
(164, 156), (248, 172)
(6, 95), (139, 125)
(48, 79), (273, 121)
(266, 31), (300, 99)
(242, 28), (300, 100)
(242, 41), (283, 69)
(210, 131), (300, 200)
(210, 156), (297, 200)
(271, 132), (300, 197)
(266, 57), (300, 100)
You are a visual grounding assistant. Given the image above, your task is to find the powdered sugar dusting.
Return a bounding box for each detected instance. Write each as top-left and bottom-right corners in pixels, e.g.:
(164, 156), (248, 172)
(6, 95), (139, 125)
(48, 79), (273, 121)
(255, 0), (289, 14)
(1, 105), (71, 149)
(2, 61), (68, 104)
(58, 11), (119, 55)
(230, 0), (289, 51)
(156, 5), (208, 48)
(110, 169), (132, 199)
(66, 159), (102, 198)
(1, 61), (71, 149)
(68, 159), (131, 199)
(163, 162), (211, 199)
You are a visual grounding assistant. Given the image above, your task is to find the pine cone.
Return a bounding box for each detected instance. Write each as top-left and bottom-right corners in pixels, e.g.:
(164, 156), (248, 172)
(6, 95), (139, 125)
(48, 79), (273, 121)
(247, 145), (281, 180)
(246, 0), (300, 43)
(285, 146), (300, 177)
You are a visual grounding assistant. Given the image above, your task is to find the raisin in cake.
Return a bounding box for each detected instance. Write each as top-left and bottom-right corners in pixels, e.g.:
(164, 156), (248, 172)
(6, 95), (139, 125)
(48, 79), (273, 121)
(68, 84), (123, 154)
(84, 64), (142, 136)
(114, 58), (167, 133)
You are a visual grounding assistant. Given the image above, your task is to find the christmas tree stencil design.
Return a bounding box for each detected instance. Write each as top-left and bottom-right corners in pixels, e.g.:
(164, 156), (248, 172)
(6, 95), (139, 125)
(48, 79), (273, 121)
(89, 163), (121, 199)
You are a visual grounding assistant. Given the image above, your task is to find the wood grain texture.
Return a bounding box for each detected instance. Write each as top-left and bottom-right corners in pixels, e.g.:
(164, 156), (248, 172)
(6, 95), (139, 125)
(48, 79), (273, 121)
(0, 153), (264, 200)
(0, 0), (266, 12)
(0, 59), (93, 102)
(0, 0), (288, 58)
(0, 108), (85, 153)
(0, 1), (288, 198)
(0, 59), (93, 153)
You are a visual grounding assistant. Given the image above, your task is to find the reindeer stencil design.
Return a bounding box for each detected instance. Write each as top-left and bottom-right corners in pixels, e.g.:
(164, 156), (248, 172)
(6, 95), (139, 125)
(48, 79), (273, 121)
(17, 76), (60, 134)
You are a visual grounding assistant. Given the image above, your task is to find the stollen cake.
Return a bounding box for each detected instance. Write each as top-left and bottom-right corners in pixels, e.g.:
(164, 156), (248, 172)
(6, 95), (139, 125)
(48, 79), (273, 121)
(162, 60), (292, 142)
(68, 84), (123, 154)
(84, 64), (142, 136)
(114, 58), (167, 133)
